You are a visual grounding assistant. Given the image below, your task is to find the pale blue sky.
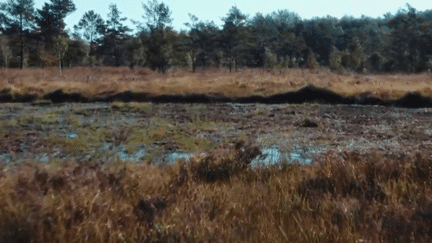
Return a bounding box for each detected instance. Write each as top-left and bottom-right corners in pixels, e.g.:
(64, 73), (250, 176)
(33, 0), (431, 34)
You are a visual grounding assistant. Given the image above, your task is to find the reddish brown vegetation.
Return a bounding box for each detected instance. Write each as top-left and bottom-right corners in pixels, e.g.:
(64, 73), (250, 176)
(1, 140), (432, 242)
(1, 67), (432, 101)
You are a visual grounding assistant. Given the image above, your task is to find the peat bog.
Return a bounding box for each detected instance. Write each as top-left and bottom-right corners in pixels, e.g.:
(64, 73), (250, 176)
(1, 67), (432, 242)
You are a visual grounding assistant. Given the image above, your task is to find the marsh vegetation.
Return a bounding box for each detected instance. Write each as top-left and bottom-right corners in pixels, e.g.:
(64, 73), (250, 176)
(0, 100), (431, 242)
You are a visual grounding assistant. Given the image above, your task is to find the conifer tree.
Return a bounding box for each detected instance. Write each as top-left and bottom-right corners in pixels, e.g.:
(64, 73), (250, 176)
(49, 0), (76, 31)
(74, 10), (104, 55)
(220, 6), (249, 72)
(100, 4), (131, 66)
(137, 0), (173, 72)
(184, 14), (219, 72)
(0, 0), (35, 68)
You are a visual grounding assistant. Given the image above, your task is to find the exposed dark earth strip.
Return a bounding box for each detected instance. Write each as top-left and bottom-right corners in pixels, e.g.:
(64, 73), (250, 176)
(1, 85), (432, 108)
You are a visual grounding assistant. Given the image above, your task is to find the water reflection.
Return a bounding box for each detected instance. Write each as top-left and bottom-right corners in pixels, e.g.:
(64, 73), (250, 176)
(0, 132), (320, 167)
(288, 152), (312, 164)
(35, 154), (50, 163)
(165, 152), (193, 164)
(251, 147), (314, 167)
(115, 145), (146, 163)
(251, 147), (280, 167)
(66, 132), (78, 138)
(0, 154), (12, 163)
(163, 146), (317, 167)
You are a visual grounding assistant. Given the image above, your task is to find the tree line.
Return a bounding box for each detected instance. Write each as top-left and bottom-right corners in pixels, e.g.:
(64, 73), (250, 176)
(1, 0), (432, 74)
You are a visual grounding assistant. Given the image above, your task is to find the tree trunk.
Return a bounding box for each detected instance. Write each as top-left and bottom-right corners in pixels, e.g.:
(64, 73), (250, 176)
(192, 50), (196, 72)
(20, 15), (23, 69)
(115, 44), (119, 66)
(20, 35), (24, 69)
(59, 54), (62, 76)
(114, 34), (120, 67)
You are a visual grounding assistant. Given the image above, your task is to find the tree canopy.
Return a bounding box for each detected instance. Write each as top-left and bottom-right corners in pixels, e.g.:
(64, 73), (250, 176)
(0, 1), (431, 73)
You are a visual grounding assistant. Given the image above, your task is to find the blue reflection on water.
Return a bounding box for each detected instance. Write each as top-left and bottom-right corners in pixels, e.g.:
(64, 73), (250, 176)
(0, 135), (318, 167)
(115, 145), (146, 163)
(251, 147), (280, 167)
(251, 147), (313, 167)
(66, 132), (78, 138)
(166, 152), (193, 164)
(0, 154), (12, 163)
(163, 146), (315, 167)
(35, 154), (50, 163)
(287, 152), (312, 164)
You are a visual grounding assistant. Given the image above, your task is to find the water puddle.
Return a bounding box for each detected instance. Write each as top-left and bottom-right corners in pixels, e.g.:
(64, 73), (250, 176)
(161, 146), (320, 166)
(251, 146), (318, 167)
(115, 145), (146, 163)
(34, 154), (50, 163)
(251, 147), (281, 167)
(66, 132), (78, 138)
(0, 154), (12, 164)
(0, 131), (322, 167)
(165, 152), (194, 164)
(0, 145), (319, 167)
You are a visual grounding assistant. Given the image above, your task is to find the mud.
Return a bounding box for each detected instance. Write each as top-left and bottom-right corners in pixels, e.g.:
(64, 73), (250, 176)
(2, 85), (432, 108)
(0, 102), (431, 166)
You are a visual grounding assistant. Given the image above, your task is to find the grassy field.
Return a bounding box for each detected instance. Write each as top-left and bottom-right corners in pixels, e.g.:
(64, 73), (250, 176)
(1, 143), (432, 242)
(1, 67), (432, 242)
(1, 66), (432, 100)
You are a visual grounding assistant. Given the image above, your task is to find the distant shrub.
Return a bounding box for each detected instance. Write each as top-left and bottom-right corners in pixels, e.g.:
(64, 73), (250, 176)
(289, 57), (300, 68)
(282, 55), (290, 69)
(306, 50), (319, 70)
(368, 52), (383, 72)
(264, 48), (279, 70)
(210, 51), (223, 68)
(348, 41), (365, 72)
(329, 50), (342, 72)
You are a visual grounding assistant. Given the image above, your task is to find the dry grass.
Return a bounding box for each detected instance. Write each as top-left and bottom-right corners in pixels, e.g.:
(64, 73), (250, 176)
(1, 67), (432, 100)
(1, 139), (432, 242)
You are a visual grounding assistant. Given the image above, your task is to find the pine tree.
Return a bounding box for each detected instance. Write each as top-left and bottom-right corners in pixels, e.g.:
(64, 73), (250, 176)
(35, 3), (61, 47)
(125, 36), (145, 68)
(220, 5), (248, 72)
(100, 4), (131, 66)
(64, 39), (87, 67)
(137, 0), (173, 72)
(49, 0), (76, 31)
(0, 0), (35, 68)
(184, 15), (220, 72)
(34, 0), (75, 68)
(74, 10), (104, 55)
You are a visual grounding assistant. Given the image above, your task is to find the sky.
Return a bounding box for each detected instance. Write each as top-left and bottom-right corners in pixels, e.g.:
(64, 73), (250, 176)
(33, 0), (432, 34)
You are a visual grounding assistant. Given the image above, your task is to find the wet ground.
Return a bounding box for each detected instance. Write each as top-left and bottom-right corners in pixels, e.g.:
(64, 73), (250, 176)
(0, 102), (431, 167)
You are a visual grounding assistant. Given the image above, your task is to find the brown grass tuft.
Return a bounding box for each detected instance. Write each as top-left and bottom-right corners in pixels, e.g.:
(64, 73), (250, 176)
(1, 142), (432, 242)
(1, 67), (432, 101)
